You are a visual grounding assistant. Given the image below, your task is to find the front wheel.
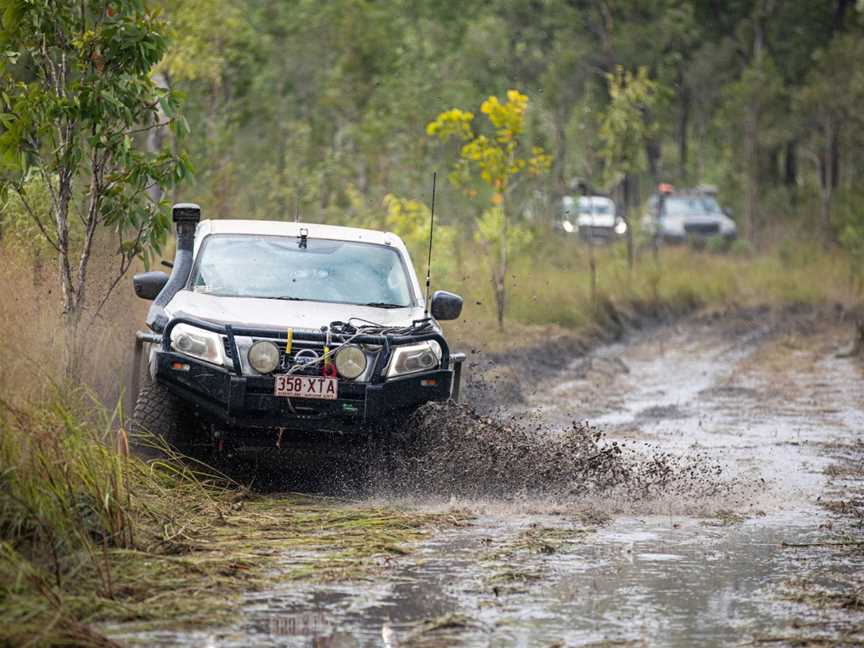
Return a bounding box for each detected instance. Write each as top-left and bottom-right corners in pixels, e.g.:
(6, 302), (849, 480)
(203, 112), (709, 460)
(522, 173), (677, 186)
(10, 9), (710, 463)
(129, 382), (202, 459)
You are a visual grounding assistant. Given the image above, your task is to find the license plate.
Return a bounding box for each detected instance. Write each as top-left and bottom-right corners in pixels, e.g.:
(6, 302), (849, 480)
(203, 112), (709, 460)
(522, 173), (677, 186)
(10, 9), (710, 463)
(274, 375), (338, 400)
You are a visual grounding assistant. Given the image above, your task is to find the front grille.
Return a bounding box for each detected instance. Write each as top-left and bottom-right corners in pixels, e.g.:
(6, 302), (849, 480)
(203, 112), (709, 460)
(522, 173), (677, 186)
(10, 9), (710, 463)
(684, 223), (720, 235)
(224, 335), (380, 378)
(580, 224), (613, 235)
(277, 339), (328, 375)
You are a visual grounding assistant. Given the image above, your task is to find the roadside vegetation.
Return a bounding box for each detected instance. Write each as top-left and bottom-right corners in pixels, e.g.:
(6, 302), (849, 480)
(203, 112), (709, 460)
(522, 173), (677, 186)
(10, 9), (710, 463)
(445, 238), (854, 351)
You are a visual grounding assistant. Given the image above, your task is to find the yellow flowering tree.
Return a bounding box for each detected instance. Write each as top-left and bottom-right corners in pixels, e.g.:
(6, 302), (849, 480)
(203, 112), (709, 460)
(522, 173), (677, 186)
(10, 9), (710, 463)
(427, 90), (551, 328)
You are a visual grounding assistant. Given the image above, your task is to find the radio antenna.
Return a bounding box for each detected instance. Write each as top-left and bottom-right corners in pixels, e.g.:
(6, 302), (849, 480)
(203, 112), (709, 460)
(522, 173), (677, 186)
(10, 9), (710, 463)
(424, 171), (437, 318)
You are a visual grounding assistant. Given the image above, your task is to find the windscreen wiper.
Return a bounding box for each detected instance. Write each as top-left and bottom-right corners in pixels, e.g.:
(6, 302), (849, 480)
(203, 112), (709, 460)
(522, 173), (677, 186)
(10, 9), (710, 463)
(362, 302), (407, 309)
(273, 296), (306, 301)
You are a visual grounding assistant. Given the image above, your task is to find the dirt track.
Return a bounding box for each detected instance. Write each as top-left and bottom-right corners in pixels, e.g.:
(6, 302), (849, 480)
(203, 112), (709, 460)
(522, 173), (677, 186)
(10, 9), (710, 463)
(115, 308), (864, 647)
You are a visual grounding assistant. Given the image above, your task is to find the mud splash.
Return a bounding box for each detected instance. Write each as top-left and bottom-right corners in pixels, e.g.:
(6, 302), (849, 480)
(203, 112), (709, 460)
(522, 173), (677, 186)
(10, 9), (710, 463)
(365, 401), (738, 508)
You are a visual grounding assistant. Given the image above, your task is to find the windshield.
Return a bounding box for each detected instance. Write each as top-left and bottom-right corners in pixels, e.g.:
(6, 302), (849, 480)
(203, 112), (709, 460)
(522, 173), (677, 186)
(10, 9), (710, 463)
(579, 204), (611, 215)
(665, 196), (721, 217)
(190, 235), (415, 307)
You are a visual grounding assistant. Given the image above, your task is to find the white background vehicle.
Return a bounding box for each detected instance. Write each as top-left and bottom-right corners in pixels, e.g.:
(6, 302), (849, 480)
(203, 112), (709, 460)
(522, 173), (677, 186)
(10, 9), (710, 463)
(560, 195), (627, 241)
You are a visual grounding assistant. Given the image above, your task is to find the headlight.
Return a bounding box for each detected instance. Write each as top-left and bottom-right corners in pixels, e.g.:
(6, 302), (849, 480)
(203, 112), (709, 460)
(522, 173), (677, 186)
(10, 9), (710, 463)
(248, 340), (280, 374)
(562, 220), (575, 233)
(614, 219), (627, 235)
(662, 217), (684, 234)
(170, 324), (225, 366)
(386, 341), (441, 378)
(334, 344), (367, 380)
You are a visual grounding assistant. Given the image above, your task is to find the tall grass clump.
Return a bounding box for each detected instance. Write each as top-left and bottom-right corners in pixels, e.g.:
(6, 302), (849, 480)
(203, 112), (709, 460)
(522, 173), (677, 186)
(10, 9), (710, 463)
(0, 391), (226, 645)
(0, 238), (148, 408)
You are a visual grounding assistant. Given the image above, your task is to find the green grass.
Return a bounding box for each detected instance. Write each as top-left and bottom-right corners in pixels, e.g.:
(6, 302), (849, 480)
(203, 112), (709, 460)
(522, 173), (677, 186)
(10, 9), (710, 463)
(442, 238), (854, 352)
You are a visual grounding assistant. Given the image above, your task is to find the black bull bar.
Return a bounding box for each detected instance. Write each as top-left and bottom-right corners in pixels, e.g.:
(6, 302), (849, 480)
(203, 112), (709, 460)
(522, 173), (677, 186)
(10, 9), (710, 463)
(129, 317), (465, 412)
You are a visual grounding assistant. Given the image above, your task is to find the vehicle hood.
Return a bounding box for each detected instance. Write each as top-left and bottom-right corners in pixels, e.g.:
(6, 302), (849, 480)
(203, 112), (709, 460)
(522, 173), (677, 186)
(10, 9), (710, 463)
(576, 213), (616, 228)
(678, 213), (724, 223)
(165, 290), (426, 331)
(660, 212), (736, 235)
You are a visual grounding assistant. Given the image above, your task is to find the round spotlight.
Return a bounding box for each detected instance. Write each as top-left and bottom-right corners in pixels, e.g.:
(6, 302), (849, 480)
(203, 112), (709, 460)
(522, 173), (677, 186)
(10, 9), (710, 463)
(248, 341), (280, 374)
(334, 344), (367, 380)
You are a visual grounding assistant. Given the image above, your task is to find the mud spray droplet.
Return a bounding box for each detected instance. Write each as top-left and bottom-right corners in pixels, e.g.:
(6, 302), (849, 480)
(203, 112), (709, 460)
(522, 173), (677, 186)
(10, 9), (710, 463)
(361, 400), (745, 513)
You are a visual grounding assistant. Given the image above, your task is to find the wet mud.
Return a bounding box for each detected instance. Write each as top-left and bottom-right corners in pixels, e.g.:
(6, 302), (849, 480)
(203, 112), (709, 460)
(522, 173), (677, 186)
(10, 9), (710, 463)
(114, 307), (864, 647)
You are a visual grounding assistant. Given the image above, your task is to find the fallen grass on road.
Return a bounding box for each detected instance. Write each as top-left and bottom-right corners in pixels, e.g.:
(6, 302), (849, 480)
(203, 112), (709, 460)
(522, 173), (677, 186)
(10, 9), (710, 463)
(0, 392), (466, 645)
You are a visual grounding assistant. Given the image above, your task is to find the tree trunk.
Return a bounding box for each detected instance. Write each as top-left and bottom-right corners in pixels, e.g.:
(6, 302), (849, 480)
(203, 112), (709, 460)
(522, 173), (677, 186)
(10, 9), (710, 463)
(623, 175), (634, 270)
(784, 140), (798, 186)
(494, 205), (508, 329)
(830, 127), (841, 189)
(677, 69), (690, 184)
(645, 137), (661, 185)
(63, 309), (82, 380)
(552, 104), (568, 196)
(588, 233), (597, 307)
(765, 147), (781, 187)
(819, 121), (835, 243)
(832, 0), (853, 32)
(147, 71), (169, 205)
(743, 98), (759, 242)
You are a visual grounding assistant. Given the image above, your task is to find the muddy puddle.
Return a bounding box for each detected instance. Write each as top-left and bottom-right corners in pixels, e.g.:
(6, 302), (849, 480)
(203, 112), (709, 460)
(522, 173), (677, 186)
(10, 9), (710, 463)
(146, 512), (862, 647)
(113, 311), (864, 646)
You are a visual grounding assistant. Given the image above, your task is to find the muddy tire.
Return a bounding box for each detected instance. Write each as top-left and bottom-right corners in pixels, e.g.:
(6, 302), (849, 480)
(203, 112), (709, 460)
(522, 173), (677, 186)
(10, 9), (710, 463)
(129, 382), (201, 460)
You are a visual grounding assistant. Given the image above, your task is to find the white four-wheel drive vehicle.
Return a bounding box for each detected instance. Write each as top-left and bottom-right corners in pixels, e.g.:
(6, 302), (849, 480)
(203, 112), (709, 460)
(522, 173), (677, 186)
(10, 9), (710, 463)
(560, 195), (627, 241)
(129, 203), (464, 454)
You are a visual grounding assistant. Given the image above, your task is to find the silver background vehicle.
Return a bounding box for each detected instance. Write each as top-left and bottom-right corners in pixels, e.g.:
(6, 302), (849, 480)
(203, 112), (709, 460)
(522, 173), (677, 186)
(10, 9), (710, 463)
(642, 192), (737, 243)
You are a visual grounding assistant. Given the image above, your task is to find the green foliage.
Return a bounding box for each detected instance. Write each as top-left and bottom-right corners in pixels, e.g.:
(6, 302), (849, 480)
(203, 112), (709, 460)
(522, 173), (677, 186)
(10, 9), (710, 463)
(381, 193), (457, 282)
(0, 0), (189, 322)
(120, 0), (864, 259)
(729, 238), (754, 258)
(839, 222), (864, 281)
(705, 235), (730, 255)
(599, 66), (661, 186)
(474, 206), (533, 258)
(0, 171), (58, 256)
(835, 186), (864, 286)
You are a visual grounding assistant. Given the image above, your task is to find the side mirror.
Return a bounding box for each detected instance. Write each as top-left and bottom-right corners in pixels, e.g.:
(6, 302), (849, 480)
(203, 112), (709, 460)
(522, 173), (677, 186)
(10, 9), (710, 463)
(133, 271), (169, 300)
(430, 290), (463, 321)
(723, 207), (732, 218)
